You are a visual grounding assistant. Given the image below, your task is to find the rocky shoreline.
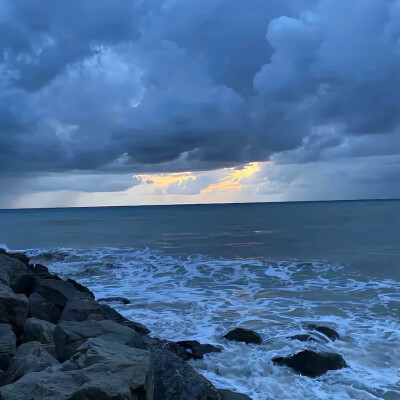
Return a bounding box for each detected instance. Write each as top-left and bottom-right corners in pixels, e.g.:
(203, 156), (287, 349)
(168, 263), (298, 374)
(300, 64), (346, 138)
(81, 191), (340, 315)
(0, 249), (347, 400)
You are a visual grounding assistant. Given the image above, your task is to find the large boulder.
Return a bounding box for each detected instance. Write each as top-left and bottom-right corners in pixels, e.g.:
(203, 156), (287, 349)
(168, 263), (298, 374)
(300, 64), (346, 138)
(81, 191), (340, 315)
(66, 278), (95, 300)
(0, 250), (30, 267)
(175, 340), (222, 360)
(0, 325), (16, 372)
(223, 328), (262, 345)
(0, 339), (151, 400)
(0, 284), (28, 332)
(19, 318), (56, 345)
(34, 279), (91, 308)
(306, 324), (341, 341)
(28, 293), (61, 325)
(0, 256), (35, 295)
(5, 341), (59, 384)
(219, 389), (252, 400)
(53, 319), (147, 361)
(147, 347), (221, 400)
(272, 350), (347, 378)
(60, 297), (150, 334)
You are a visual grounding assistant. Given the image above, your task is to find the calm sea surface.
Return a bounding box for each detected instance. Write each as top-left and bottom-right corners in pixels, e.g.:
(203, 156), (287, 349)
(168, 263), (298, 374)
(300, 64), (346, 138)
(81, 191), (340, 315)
(0, 200), (399, 399)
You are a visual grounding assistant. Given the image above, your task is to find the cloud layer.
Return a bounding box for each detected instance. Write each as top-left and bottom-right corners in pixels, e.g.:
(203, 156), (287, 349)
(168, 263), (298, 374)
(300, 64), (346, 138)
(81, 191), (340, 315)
(0, 0), (399, 207)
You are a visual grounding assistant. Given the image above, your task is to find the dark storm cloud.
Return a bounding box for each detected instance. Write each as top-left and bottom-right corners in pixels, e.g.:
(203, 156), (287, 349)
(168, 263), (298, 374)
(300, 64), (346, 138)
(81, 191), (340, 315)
(0, 0), (399, 183)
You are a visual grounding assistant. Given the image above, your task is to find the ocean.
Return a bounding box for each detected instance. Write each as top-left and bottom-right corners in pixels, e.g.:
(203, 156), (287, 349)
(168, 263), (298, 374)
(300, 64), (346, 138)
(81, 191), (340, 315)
(1, 200), (399, 400)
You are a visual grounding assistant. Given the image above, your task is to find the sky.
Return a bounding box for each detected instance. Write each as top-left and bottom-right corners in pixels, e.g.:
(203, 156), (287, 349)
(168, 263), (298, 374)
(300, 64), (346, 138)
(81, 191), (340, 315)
(0, 0), (399, 208)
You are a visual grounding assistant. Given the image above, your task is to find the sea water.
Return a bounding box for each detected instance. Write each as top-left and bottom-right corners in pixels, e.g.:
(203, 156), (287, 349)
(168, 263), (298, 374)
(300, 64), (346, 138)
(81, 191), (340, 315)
(0, 200), (399, 399)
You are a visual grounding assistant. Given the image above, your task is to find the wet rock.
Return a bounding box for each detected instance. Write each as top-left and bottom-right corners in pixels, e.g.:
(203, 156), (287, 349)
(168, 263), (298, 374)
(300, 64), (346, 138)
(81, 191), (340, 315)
(147, 346), (221, 400)
(35, 279), (91, 308)
(28, 293), (62, 325)
(0, 250), (30, 267)
(219, 389), (253, 400)
(176, 340), (222, 360)
(28, 264), (50, 277)
(272, 349), (347, 378)
(53, 319), (147, 361)
(98, 296), (130, 304)
(19, 318), (56, 345)
(0, 325), (16, 372)
(288, 334), (320, 342)
(67, 278), (95, 300)
(0, 371), (5, 387)
(306, 324), (341, 341)
(0, 284), (29, 332)
(60, 297), (150, 334)
(5, 341), (59, 384)
(0, 256), (34, 295)
(223, 328), (262, 345)
(0, 339), (150, 400)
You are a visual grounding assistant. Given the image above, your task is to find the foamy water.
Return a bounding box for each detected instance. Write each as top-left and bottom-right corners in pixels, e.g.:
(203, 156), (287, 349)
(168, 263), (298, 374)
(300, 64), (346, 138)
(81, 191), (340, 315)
(25, 246), (400, 400)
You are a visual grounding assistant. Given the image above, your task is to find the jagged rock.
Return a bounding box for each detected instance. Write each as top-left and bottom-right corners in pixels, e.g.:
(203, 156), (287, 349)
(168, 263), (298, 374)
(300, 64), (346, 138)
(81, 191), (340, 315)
(223, 328), (262, 345)
(53, 319), (147, 361)
(34, 279), (91, 308)
(288, 334), (320, 342)
(0, 250), (30, 267)
(0, 325), (16, 372)
(0, 339), (150, 400)
(98, 296), (131, 304)
(175, 340), (222, 360)
(0, 284), (29, 332)
(19, 318), (56, 345)
(219, 389), (252, 400)
(5, 341), (59, 384)
(67, 278), (95, 300)
(306, 324), (341, 341)
(60, 297), (150, 334)
(28, 293), (62, 325)
(147, 346), (221, 400)
(0, 256), (34, 295)
(272, 350), (347, 378)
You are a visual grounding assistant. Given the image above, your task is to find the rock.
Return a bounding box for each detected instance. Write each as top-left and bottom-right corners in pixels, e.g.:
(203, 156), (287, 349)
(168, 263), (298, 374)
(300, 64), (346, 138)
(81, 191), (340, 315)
(27, 264), (50, 277)
(0, 371), (5, 387)
(53, 319), (147, 361)
(219, 389), (252, 400)
(288, 334), (320, 342)
(67, 278), (95, 299)
(60, 297), (150, 334)
(0, 325), (16, 372)
(19, 317), (56, 345)
(5, 341), (59, 384)
(306, 324), (341, 341)
(175, 340), (222, 360)
(28, 293), (62, 325)
(98, 296), (131, 304)
(0, 339), (151, 400)
(34, 279), (91, 308)
(272, 350), (347, 378)
(223, 328), (262, 345)
(147, 346), (221, 400)
(0, 250), (30, 267)
(0, 284), (29, 332)
(0, 256), (34, 295)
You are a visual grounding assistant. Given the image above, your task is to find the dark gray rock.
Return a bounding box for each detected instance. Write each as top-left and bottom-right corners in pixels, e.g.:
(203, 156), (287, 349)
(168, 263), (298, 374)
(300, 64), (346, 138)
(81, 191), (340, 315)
(219, 389), (252, 400)
(272, 350), (347, 378)
(288, 334), (320, 342)
(53, 319), (146, 361)
(35, 279), (91, 308)
(0, 371), (5, 387)
(0, 250), (30, 267)
(306, 324), (341, 341)
(175, 340), (222, 360)
(147, 346), (221, 400)
(0, 338), (150, 400)
(0, 284), (29, 332)
(28, 293), (62, 325)
(98, 296), (131, 304)
(28, 264), (50, 276)
(67, 278), (95, 300)
(0, 325), (16, 372)
(0, 256), (34, 295)
(223, 328), (262, 345)
(19, 318), (56, 345)
(5, 341), (59, 384)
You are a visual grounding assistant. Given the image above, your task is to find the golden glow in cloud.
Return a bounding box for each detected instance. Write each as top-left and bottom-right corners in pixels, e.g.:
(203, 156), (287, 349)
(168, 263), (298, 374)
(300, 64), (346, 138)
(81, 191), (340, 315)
(201, 162), (261, 193)
(135, 172), (196, 188)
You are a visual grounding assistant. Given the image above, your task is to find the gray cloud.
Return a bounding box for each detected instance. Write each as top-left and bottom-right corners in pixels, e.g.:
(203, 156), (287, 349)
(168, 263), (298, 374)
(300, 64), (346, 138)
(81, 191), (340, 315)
(0, 0), (399, 201)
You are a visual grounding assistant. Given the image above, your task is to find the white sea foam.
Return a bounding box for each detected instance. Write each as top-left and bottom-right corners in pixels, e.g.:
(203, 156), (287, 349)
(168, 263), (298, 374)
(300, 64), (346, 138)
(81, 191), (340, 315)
(27, 247), (400, 400)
